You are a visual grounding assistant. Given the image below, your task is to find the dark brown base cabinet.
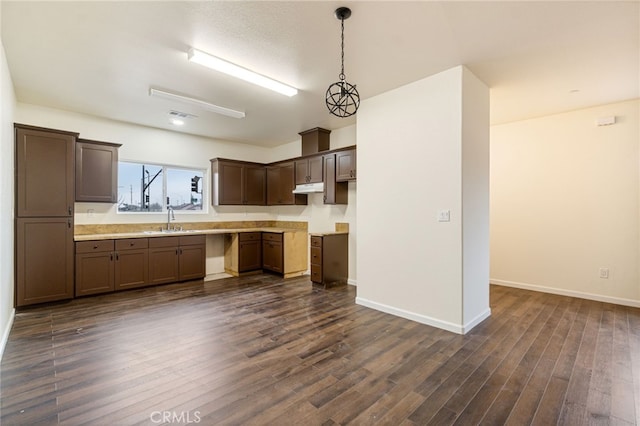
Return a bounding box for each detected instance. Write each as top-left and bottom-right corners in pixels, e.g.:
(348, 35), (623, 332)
(310, 234), (348, 287)
(76, 238), (151, 296)
(148, 235), (206, 285)
(16, 218), (74, 306)
(76, 235), (204, 296)
(114, 239), (150, 290)
(238, 232), (262, 272)
(262, 233), (283, 273)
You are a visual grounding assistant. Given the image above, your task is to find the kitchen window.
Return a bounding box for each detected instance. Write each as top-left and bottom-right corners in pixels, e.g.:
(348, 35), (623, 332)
(117, 161), (205, 213)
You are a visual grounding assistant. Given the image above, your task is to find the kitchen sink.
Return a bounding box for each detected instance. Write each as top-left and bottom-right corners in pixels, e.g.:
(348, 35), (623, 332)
(143, 229), (202, 234)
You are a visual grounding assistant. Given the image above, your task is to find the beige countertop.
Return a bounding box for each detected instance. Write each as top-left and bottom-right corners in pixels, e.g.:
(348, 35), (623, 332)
(74, 227), (304, 241)
(309, 231), (349, 237)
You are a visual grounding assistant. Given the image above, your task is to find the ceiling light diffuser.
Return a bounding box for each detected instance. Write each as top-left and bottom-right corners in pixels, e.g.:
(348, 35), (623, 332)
(149, 88), (245, 119)
(188, 47), (298, 97)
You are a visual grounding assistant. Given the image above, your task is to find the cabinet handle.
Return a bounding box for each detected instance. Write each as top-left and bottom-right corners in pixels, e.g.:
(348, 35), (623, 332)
(323, 195), (327, 202)
(176, 249), (179, 255)
(68, 206), (72, 215)
(110, 253), (113, 261)
(68, 219), (72, 229)
(116, 252), (119, 261)
(93, 244), (98, 249)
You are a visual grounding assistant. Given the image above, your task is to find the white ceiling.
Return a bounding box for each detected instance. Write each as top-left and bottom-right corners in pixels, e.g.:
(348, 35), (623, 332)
(2, 1), (638, 147)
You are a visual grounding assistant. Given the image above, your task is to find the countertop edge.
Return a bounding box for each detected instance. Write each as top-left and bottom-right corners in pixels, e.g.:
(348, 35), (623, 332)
(75, 228), (306, 241)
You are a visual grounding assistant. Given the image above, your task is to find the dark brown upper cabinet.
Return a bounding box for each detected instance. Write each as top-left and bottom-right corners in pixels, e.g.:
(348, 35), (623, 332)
(75, 139), (121, 203)
(294, 155), (323, 185)
(211, 158), (266, 206)
(267, 161), (307, 206)
(336, 148), (356, 182)
(323, 153), (348, 205)
(15, 124), (76, 217)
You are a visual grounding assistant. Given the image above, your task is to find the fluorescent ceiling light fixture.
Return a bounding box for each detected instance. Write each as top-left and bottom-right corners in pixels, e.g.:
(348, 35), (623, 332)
(149, 88), (245, 119)
(188, 47), (298, 97)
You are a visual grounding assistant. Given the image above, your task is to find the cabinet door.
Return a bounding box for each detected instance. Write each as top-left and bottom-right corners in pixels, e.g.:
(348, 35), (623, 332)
(16, 126), (75, 217)
(239, 240), (262, 272)
(244, 164), (266, 205)
(179, 245), (206, 281)
(266, 166), (281, 205)
(217, 161), (244, 205)
(148, 246), (180, 285)
(267, 162), (306, 206)
(75, 239), (115, 296)
(336, 149), (356, 181)
(295, 157), (323, 184)
(115, 249), (149, 290)
(75, 140), (119, 203)
(16, 218), (74, 306)
(308, 156), (323, 183)
(323, 154), (348, 205)
(76, 251), (115, 296)
(294, 159), (309, 185)
(262, 234), (283, 273)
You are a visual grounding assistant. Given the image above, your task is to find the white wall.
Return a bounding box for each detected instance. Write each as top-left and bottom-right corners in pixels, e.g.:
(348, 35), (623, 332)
(0, 37), (17, 358)
(356, 66), (490, 334)
(491, 99), (640, 306)
(461, 68), (491, 327)
(15, 104), (359, 281)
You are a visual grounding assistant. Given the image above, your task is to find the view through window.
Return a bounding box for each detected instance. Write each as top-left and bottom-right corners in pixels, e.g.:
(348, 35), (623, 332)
(118, 161), (205, 213)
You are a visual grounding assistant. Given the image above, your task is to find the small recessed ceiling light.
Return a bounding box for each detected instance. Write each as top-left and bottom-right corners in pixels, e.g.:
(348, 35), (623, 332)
(170, 118), (185, 126)
(188, 47), (298, 97)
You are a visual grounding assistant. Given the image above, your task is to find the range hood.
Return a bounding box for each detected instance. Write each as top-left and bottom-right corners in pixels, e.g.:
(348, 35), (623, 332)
(292, 182), (324, 194)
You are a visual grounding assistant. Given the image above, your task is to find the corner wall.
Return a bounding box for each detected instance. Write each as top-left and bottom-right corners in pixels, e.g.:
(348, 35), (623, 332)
(0, 38), (17, 358)
(490, 99), (640, 306)
(356, 66), (490, 334)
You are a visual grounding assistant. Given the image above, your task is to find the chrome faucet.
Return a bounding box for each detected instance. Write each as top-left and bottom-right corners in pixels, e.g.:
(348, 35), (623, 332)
(167, 206), (175, 231)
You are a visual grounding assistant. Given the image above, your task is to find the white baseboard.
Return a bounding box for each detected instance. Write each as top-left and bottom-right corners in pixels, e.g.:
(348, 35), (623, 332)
(355, 297), (490, 335)
(463, 308), (492, 333)
(491, 279), (640, 308)
(347, 278), (357, 286)
(0, 308), (15, 361)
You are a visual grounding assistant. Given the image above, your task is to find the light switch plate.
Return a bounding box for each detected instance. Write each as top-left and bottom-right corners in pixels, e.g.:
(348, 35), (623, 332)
(438, 210), (451, 222)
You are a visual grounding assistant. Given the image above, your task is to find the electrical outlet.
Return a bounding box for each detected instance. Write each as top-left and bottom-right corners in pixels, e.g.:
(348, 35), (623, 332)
(599, 268), (609, 279)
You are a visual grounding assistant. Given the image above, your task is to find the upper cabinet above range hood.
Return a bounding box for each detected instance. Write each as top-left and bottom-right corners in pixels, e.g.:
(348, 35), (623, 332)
(292, 182), (324, 194)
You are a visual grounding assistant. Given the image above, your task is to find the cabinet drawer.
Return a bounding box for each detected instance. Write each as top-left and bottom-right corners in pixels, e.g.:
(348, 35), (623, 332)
(310, 247), (322, 264)
(179, 235), (206, 246)
(262, 233), (283, 243)
(76, 240), (115, 253)
(115, 238), (148, 251)
(148, 236), (179, 248)
(239, 232), (261, 242)
(310, 236), (322, 248)
(310, 267), (322, 283)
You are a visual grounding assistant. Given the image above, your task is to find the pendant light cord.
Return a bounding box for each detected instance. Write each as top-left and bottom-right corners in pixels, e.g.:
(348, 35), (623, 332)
(340, 18), (345, 81)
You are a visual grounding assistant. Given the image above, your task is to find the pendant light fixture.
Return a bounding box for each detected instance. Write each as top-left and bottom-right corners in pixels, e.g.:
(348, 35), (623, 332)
(326, 7), (360, 118)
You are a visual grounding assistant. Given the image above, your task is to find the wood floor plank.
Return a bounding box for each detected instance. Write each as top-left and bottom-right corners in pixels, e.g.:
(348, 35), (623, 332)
(1, 277), (639, 426)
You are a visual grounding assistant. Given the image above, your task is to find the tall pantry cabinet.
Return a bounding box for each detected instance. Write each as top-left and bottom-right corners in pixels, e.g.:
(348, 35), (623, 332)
(15, 124), (77, 307)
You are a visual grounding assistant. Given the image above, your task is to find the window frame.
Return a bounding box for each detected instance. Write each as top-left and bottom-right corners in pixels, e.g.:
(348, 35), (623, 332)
(117, 160), (208, 214)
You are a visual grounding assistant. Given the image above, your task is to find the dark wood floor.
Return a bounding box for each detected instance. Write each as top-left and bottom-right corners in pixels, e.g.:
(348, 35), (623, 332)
(1, 274), (639, 425)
